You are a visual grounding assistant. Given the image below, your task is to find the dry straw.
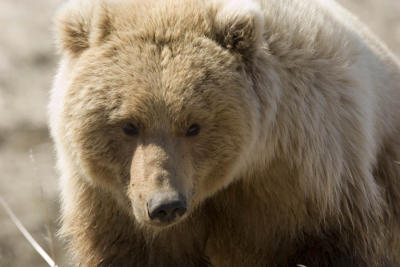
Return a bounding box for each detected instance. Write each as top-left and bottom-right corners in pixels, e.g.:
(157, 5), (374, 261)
(0, 194), (58, 267)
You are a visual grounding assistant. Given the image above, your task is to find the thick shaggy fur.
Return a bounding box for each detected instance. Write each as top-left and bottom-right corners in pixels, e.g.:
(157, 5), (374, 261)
(49, 0), (400, 266)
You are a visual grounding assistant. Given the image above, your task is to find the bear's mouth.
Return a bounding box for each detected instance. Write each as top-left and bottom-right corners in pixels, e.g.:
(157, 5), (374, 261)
(144, 212), (189, 229)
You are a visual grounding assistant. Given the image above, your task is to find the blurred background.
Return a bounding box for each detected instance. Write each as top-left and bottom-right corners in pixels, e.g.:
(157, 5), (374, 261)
(0, 0), (399, 266)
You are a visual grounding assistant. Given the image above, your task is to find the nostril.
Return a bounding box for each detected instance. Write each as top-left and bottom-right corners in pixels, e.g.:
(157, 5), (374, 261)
(172, 207), (186, 217)
(156, 209), (167, 219)
(147, 193), (187, 223)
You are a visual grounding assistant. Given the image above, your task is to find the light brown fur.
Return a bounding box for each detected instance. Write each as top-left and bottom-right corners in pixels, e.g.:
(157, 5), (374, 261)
(49, 0), (400, 266)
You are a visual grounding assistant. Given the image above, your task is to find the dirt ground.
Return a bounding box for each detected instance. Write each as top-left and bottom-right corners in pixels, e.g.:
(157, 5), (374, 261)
(0, 0), (399, 266)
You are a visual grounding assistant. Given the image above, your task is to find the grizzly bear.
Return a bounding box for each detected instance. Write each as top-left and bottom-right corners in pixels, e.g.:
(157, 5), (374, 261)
(49, 0), (400, 266)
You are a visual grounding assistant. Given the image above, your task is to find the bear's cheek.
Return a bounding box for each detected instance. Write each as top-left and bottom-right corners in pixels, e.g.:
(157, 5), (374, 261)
(186, 120), (246, 198)
(66, 119), (133, 188)
(192, 154), (241, 203)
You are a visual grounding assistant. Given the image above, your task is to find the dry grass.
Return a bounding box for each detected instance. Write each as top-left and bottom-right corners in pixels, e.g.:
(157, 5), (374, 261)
(0, 0), (398, 266)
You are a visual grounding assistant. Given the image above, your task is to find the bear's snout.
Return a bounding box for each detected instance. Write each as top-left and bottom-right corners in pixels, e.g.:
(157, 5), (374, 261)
(147, 192), (187, 225)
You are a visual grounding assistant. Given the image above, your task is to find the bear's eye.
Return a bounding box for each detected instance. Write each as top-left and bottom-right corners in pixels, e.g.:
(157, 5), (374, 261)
(122, 123), (139, 136)
(185, 124), (200, 137)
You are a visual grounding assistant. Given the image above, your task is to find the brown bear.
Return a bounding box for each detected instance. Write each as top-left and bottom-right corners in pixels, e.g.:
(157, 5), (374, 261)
(49, 0), (400, 266)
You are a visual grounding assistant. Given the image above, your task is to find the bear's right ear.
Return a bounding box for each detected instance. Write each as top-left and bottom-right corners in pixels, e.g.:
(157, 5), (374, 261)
(55, 0), (113, 56)
(55, 0), (94, 56)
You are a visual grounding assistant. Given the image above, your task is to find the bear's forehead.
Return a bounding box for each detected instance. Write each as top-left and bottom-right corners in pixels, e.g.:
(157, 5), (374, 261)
(106, 0), (213, 42)
(99, 41), (221, 93)
(82, 32), (237, 100)
(74, 41), (231, 125)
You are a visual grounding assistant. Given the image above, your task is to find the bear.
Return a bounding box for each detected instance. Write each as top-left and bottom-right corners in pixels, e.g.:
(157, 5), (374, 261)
(49, 0), (400, 266)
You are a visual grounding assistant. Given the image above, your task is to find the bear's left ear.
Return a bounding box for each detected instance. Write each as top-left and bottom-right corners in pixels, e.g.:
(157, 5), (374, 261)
(211, 0), (264, 58)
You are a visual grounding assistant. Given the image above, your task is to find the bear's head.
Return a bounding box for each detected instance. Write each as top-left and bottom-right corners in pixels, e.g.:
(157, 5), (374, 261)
(52, 0), (273, 229)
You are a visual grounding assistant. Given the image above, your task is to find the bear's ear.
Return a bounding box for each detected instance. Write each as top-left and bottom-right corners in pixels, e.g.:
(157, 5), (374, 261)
(211, 0), (264, 58)
(55, 0), (113, 56)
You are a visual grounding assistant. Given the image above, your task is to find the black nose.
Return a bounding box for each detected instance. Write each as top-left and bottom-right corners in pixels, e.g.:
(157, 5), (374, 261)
(147, 193), (187, 223)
